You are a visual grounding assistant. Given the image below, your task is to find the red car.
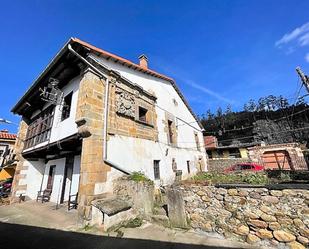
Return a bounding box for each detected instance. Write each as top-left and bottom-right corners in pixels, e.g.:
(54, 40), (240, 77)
(224, 163), (264, 173)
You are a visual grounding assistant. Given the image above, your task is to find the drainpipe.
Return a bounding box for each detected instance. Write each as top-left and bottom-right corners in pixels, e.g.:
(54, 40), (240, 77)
(68, 44), (131, 175)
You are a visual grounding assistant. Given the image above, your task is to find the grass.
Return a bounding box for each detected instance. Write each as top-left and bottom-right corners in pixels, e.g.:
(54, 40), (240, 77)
(191, 172), (269, 185)
(129, 172), (153, 184)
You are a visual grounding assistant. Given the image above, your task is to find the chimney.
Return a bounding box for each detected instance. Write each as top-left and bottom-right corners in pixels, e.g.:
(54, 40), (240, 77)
(138, 54), (148, 69)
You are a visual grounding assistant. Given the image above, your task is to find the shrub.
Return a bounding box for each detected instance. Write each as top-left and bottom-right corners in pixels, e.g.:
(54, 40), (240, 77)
(129, 172), (152, 183)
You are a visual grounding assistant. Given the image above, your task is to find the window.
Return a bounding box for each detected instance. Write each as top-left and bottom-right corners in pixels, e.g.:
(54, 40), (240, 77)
(194, 132), (200, 151)
(138, 106), (148, 123)
(24, 106), (54, 149)
(172, 158), (177, 171)
(187, 160), (191, 173)
(153, 160), (160, 180)
(168, 120), (173, 144)
(0, 150), (3, 156)
(61, 92), (73, 121)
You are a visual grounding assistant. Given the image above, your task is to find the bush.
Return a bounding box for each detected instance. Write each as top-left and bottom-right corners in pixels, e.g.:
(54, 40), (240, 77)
(129, 172), (153, 184)
(191, 171), (269, 185)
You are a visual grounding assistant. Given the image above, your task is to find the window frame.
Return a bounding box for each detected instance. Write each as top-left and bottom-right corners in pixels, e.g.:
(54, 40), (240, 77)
(138, 106), (148, 123)
(153, 160), (160, 180)
(61, 92), (73, 121)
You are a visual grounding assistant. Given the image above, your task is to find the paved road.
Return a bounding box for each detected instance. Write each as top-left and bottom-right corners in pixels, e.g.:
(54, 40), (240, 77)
(0, 221), (250, 249)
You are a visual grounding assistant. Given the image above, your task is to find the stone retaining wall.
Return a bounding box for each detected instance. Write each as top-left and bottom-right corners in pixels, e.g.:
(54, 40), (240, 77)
(181, 184), (309, 248)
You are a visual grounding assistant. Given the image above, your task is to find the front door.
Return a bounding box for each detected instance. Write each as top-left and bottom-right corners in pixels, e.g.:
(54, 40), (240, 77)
(47, 165), (56, 190)
(60, 156), (74, 203)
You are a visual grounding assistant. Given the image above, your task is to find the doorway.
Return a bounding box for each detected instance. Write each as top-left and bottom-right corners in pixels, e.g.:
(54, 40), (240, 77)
(60, 156), (74, 203)
(47, 165), (56, 191)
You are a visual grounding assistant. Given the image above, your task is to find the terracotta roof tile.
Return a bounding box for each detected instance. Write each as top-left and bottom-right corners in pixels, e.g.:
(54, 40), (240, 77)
(0, 132), (17, 140)
(72, 38), (174, 83)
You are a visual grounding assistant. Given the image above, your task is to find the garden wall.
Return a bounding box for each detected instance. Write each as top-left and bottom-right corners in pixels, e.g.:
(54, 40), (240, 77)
(207, 158), (252, 172)
(181, 184), (309, 248)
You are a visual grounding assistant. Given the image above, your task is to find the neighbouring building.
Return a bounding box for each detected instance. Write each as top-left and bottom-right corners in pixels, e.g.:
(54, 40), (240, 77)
(248, 143), (308, 170)
(11, 38), (207, 221)
(0, 130), (17, 181)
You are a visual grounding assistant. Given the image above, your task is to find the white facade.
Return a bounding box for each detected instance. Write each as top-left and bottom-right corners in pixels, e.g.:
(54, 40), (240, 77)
(93, 54), (207, 187)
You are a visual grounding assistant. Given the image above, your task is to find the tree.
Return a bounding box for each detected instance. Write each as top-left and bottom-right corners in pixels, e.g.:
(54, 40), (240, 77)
(206, 109), (214, 120)
(277, 95), (289, 109)
(296, 96), (306, 106)
(225, 104), (232, 114)
(244, 99), (257, 112)
(216, 107), (223, 117)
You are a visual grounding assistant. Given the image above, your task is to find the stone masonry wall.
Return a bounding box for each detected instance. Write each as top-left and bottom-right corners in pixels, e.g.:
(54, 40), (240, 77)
(10, 119), (29, 203)
(208, 158), (252, 172)
(182, 184), (309, 249)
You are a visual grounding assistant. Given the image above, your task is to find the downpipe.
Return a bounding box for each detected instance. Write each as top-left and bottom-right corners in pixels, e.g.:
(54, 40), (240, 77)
(68, 44), (131, 175)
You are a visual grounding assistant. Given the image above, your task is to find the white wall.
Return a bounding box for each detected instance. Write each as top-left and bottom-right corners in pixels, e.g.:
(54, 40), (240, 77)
(93, 54), (207, 185)
(70, 155), (81, 195)
(42, 158), (66, 203)
(49, 76), (80, 143)
(17, 159), (45, 199)
(40, 156), (81, 203)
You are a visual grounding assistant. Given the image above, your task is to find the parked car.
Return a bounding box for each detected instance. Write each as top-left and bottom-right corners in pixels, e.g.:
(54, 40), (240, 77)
(224, 163), (264, 173)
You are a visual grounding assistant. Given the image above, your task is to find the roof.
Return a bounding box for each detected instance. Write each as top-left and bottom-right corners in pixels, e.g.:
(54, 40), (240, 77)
(0, 132), (17, 140)
(12, 38), (203, 130)
(72, 38), (174, 83)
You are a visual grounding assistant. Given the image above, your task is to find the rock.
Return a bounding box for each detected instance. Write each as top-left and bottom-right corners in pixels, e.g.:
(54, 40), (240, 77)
(273, 230), (296, 242)
(260, 205), (272, 214)
(238, 197), (246, 205)
(244, 211), (259, 219)
(278, 218), (293, 225)
(196, 190), (205, 196)
(261, 195), (279, 204)
(201, 195), (210, 202)
(248, 219), (268, 229)
(227, 189), (238, 196)
(288, 241), (305, 249)
(235, 225), (250, 235)
(190, 213), (205, 223)
(249, 192), (261, 199)
(269, 222), (281, 231)
(299, 227), (309, 238)
(293, 218), (305, 228)
(151, 215), (170, 227)
(215, 194), (223, 201)
(92, 196), (132, 216)
(297, 235), (309, 245)
(201, 222), (213, 232)
(261, 213), (277, 222)
(270, 239), (280, 246)
(239, 190), (249, 197)
(217, 188), (227, 195)
(275, 211), (285, 217)
(247, 234), (260, 244)
(283, 189), (298, 196)
(256, 229), (273, 239)
(270, 190), (283, 197)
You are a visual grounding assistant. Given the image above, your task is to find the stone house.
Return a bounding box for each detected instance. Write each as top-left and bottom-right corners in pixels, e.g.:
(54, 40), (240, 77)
(11, 38), (207, 220)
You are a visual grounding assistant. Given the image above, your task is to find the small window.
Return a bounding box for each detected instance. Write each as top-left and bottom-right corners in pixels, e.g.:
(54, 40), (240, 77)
(61, 92), (73, 121)
(172, 158), (177, 171)
(154, 160), (160, 180)
(138, 106), (148, 123)
(0, 150), (3, 156)
(168, 120), (173, 144)
(187, 161), (191, 173)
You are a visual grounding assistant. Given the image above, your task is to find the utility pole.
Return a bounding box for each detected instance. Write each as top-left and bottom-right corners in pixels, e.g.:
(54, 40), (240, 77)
(296, 67), (309, 94)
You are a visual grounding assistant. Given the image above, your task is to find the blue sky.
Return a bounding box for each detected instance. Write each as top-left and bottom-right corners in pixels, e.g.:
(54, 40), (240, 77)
(1, 0), (309, 133)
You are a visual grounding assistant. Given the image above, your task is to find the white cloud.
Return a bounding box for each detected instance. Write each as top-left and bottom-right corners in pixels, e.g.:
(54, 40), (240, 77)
(275, 22), (309, 48)
(185, 79), (234, 104)
(305, 53), (309, 63)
